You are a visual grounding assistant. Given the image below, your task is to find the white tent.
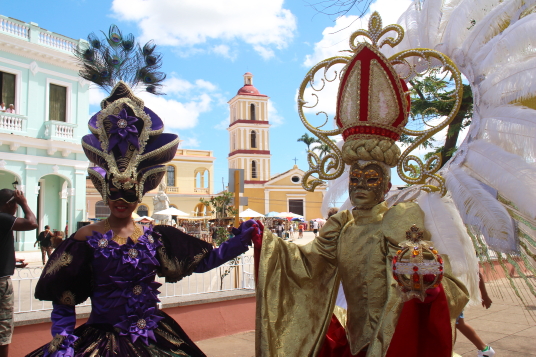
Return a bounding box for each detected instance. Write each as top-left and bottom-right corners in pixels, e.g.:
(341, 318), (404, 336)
(154, 207), (190, 216)
(239, 208), (264, 218)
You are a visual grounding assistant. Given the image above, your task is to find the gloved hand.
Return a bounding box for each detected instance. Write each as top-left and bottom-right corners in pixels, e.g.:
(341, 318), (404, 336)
(44, 330), (78, 357)
(232, 219), (261, 246)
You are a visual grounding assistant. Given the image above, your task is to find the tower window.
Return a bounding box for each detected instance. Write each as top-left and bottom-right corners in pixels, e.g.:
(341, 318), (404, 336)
(250, 103), (256, 120)
(167, 165), (175, 186)
(251, 131), (257, 148)
(252, 161), (257, 179)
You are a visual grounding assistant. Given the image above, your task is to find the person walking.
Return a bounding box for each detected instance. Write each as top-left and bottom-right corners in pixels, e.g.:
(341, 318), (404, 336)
(312, 220), (319, 237)
(298, 223), (304, 239)
(34, 225), (53, 265)
(0, 189), (38, 357)
(289, 224), (294, 240)
(456, 272), (495, 356)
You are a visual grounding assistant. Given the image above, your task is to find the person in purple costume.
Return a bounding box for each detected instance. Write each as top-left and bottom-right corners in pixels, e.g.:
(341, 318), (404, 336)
(26, 25), (260, 357)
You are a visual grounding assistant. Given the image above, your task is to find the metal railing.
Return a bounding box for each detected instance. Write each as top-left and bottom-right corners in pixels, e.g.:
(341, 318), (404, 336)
(11, 254), (254, 314)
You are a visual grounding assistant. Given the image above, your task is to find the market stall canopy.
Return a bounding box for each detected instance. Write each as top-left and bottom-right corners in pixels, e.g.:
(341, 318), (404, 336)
(265, 211), (282, 217)
(154, 207), (190, 217)
(313, 218), (326, 223)
(239, 208), (264, 218)
(134, 216), (154, 222)
(279, 212), (303, 218)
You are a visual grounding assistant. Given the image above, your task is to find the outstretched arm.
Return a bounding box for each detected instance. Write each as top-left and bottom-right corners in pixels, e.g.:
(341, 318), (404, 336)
(194, 220), (260, 273)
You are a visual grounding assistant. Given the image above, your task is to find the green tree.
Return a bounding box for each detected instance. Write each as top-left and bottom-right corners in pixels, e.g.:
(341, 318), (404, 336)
(400, 70), (473, 168)
(312, 139), (337, 159)
(200, 191), (237, 219)
(297, 133), (319, 151)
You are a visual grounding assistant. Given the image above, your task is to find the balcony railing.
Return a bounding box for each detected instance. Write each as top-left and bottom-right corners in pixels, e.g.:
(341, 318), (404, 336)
(0, 113), (27, 134)
(194, 188), (209, 194)
(44, 120), (77, 142)
(166, 186), (180, 193)
(0, 15), (82, 54)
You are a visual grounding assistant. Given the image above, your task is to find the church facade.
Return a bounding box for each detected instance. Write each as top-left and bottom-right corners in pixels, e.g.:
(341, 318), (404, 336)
(227, 73), (326, 221)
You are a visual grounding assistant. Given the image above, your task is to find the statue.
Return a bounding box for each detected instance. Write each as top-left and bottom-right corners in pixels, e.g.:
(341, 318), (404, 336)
(152, 179), (171, 222)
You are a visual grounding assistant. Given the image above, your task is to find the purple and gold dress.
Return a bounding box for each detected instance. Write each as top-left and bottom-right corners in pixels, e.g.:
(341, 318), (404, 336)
(27, 224), (251, 357)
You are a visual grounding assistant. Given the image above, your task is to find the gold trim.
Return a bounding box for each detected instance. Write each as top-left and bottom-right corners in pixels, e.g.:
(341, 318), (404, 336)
(43, 252), (73, 277)
(296, 11), (462, 196)
(137, 166), (166, 203)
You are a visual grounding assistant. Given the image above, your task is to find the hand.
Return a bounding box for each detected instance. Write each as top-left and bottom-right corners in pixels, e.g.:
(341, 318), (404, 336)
(482, 294), (492, 309)
(13, 190), (27, 205)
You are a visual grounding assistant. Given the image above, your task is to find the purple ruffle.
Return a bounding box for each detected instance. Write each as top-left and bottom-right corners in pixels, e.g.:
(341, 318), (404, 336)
(114, 307), (164, 345)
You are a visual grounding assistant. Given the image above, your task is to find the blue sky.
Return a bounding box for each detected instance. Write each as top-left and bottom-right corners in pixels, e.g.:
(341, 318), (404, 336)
(3, 0), (417, 191)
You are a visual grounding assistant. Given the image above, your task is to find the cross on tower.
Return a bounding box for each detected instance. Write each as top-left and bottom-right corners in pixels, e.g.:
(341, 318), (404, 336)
(292, 157), (298, 165)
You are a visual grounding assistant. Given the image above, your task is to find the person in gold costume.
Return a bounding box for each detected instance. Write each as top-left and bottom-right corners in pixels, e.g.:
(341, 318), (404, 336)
(253, 13), (470, 357)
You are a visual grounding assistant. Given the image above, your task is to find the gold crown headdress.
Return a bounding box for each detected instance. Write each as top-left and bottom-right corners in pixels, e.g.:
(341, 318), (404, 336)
(298, 12), (463, 195)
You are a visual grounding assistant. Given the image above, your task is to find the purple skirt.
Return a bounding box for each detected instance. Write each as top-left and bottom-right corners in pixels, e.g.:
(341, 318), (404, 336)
(26, 310), (206, 357)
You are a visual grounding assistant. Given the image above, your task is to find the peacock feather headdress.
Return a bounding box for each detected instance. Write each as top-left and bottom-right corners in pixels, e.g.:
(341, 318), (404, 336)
(77, 25), (179, 203)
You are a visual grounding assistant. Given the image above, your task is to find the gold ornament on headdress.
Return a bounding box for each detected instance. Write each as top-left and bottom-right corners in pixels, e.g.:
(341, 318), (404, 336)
(297, 12), (463, 195)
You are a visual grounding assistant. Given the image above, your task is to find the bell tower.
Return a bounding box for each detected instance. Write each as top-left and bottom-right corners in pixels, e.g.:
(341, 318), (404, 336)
(227, 72), (271, 183)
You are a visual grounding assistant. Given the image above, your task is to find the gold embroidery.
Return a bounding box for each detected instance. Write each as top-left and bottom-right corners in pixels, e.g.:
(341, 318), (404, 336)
(368, 59), (400, 126)
(47, 333), (65, 353)
(154, 328), (185, 346)
(43, 252), (73, 277)
(157, 247), (210, 283)
(59, 290), (76, 306)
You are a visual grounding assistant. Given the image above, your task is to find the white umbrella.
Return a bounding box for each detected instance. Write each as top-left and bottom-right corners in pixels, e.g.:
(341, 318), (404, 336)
(239, 208), (264, 218)
(154, 207), (190, 216)
(134, 216), (154, 222)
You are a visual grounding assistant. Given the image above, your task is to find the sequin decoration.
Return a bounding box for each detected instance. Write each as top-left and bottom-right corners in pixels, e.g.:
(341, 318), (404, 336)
(133, 285), (142, 295)
(147, 234), (154, 244)
(98, 238), (109, 248)
(128, 248), (139, 259)
(136, 318), (147, 329)
(117, 119), (128, 128)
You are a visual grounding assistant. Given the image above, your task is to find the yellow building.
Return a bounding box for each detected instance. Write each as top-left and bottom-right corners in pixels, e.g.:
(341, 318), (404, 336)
(227, 73), (326, 221)
(86, 148), (215, 219)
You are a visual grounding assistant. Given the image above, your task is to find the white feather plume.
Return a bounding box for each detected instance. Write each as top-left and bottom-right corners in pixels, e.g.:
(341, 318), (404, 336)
(474, 15), (536, 79)
(479, 104), (536, 160)
(463, 0), (527, 65)
(417, 191), (481, 305)
(418, 0), (444, 48)
(442, 0), (503, 56)
(445, 166), (516, 253)
(321, 166), (349, 218)
(463, 140), (536, 220)
(479, 56), (536, 107)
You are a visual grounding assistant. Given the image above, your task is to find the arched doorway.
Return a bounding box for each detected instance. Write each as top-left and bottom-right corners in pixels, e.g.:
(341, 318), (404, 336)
(95, 200), (110, 219)
(137, 204), (149, 217)
(194, 203), (206, 217)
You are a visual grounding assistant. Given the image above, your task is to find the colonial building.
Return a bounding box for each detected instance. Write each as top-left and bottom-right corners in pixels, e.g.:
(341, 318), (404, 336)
(86, 148), (215, 219)
(227, 73), (326, 220)
(0, 15), (89, 250)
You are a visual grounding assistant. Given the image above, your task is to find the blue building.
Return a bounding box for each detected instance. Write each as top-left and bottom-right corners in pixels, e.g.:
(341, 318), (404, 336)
(0, 15), (89, 250)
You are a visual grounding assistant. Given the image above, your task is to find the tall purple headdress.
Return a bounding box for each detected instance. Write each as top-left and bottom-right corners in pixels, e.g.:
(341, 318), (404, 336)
(77, 26), (179, 203)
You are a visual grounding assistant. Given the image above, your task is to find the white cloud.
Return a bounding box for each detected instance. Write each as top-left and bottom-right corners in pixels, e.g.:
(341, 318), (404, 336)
(214, 116), (230, 130)
(180, 137), (200, 148)
(111, 0), (297, 59)
(304, 0), (412, 67)
(268, 101), (284, 127)
(88, 76), (221, 130)
(212, 44), (237, 60)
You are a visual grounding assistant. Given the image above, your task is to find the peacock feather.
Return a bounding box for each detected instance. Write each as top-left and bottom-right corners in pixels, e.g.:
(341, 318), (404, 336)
(74, 25), (166, 95)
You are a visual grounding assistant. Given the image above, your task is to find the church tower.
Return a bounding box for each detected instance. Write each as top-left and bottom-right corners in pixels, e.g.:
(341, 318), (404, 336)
(227, 72), (271, 184)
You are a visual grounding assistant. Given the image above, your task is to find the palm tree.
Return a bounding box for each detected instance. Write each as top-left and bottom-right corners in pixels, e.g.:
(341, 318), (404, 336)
(297, 133), (319, 151)
(313, 140), (336, 159)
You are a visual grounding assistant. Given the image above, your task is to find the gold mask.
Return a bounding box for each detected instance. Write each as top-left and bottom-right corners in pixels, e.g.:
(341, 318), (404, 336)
(348, 163), (388, 209)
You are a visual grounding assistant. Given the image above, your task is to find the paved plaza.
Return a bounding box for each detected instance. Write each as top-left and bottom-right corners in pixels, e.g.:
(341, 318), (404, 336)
(14, 232), (536, 356)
